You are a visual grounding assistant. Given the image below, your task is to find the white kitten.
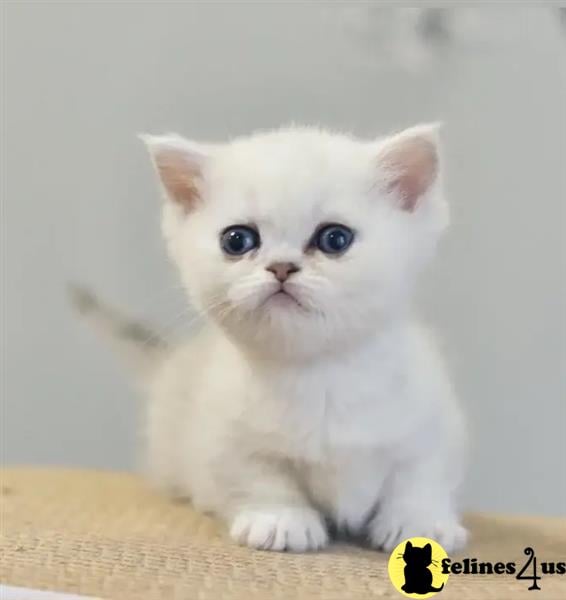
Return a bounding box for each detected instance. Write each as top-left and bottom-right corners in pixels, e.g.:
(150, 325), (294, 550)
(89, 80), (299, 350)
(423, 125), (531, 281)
(74, 124), (468, 553)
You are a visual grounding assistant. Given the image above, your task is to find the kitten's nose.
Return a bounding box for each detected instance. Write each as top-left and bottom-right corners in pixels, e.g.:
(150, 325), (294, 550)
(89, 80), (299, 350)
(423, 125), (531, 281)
(266, 262), (300, 282)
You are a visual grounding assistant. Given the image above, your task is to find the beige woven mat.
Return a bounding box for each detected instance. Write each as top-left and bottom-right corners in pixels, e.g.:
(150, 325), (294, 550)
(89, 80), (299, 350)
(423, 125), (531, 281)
(1, 468), (565, 599)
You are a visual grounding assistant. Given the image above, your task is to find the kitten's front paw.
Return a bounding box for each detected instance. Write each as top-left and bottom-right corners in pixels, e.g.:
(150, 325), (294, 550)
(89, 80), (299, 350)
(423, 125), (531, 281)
(369, 510), (468, 553)
(230, 506), (328, 552)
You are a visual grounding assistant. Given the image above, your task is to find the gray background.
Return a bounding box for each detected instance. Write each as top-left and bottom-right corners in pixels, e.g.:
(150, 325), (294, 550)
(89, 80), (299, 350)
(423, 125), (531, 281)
(3, 4), (565, 516)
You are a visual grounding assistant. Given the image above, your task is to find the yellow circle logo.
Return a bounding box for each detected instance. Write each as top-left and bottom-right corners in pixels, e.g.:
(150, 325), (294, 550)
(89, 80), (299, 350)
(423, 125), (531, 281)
(388, 537), (450, 598)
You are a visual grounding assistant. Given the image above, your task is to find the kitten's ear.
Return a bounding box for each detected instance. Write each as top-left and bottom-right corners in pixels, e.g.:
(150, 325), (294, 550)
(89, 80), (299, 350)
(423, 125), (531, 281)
(406, 541), (413, 550)
(424, 543), (432, 556)
(140, 134), (209, 211)
(375, 123), (441, 212)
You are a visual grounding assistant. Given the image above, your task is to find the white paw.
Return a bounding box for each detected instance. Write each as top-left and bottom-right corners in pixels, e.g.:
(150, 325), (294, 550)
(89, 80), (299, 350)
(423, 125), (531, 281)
(369, 510), (468, 553)
(230, 506), (328, 552)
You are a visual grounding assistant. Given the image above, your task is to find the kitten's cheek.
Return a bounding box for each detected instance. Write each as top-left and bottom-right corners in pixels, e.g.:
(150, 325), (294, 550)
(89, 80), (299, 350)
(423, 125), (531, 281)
(226, 287), (247, 309)
(225, 287), (260, 312)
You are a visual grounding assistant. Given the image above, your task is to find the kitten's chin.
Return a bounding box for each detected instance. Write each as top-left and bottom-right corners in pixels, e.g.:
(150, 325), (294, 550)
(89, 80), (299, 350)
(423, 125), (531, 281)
(218, 306), (365, 363)
(211, 290), (390, 362)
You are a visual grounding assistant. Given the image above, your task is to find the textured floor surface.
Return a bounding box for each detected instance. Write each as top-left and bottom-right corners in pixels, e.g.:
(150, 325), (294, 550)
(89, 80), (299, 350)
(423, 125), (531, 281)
(1, 468), (565, 599)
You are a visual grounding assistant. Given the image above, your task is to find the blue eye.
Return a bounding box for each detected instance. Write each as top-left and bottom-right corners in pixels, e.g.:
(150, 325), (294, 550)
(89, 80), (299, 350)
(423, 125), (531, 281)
(314, 224), (354, 255)
(220, 225), (260, 256)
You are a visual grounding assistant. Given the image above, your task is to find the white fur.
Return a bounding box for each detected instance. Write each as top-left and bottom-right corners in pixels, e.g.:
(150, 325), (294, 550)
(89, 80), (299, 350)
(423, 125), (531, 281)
(139, 125), (467, 553)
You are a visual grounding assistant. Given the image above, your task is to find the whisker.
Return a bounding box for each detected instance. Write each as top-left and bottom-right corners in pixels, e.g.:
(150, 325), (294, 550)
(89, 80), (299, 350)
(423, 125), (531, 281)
(136, 308), (194, 348)
(137, 293), (230, 348)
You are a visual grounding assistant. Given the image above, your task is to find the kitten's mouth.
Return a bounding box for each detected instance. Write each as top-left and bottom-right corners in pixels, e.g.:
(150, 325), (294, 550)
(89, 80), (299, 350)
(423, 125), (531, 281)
(261, 287), (305, 310)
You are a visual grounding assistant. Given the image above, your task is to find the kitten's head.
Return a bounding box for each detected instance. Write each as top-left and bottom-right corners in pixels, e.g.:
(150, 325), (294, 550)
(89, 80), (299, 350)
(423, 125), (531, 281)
(142, 125), (448, 360)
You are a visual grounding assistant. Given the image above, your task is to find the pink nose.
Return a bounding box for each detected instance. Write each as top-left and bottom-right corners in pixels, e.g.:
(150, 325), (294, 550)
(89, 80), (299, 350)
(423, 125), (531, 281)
(266, 262), (300, 282)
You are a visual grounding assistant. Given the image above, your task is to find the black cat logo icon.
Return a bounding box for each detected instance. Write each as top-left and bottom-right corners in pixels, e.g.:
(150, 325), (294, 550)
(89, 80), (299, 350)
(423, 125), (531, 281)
(388, 537), (450, 598)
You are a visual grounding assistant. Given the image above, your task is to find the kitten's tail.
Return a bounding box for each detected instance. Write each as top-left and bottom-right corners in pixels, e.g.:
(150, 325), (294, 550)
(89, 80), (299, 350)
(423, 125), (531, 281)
(430, 584), (445, 592)
(69, 284), (169, 381)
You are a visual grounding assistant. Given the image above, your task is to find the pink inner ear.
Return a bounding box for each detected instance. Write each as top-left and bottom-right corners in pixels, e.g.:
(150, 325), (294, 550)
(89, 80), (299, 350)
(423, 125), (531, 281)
(380, 136), (438, 212)
(154, 148), (201, 210)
